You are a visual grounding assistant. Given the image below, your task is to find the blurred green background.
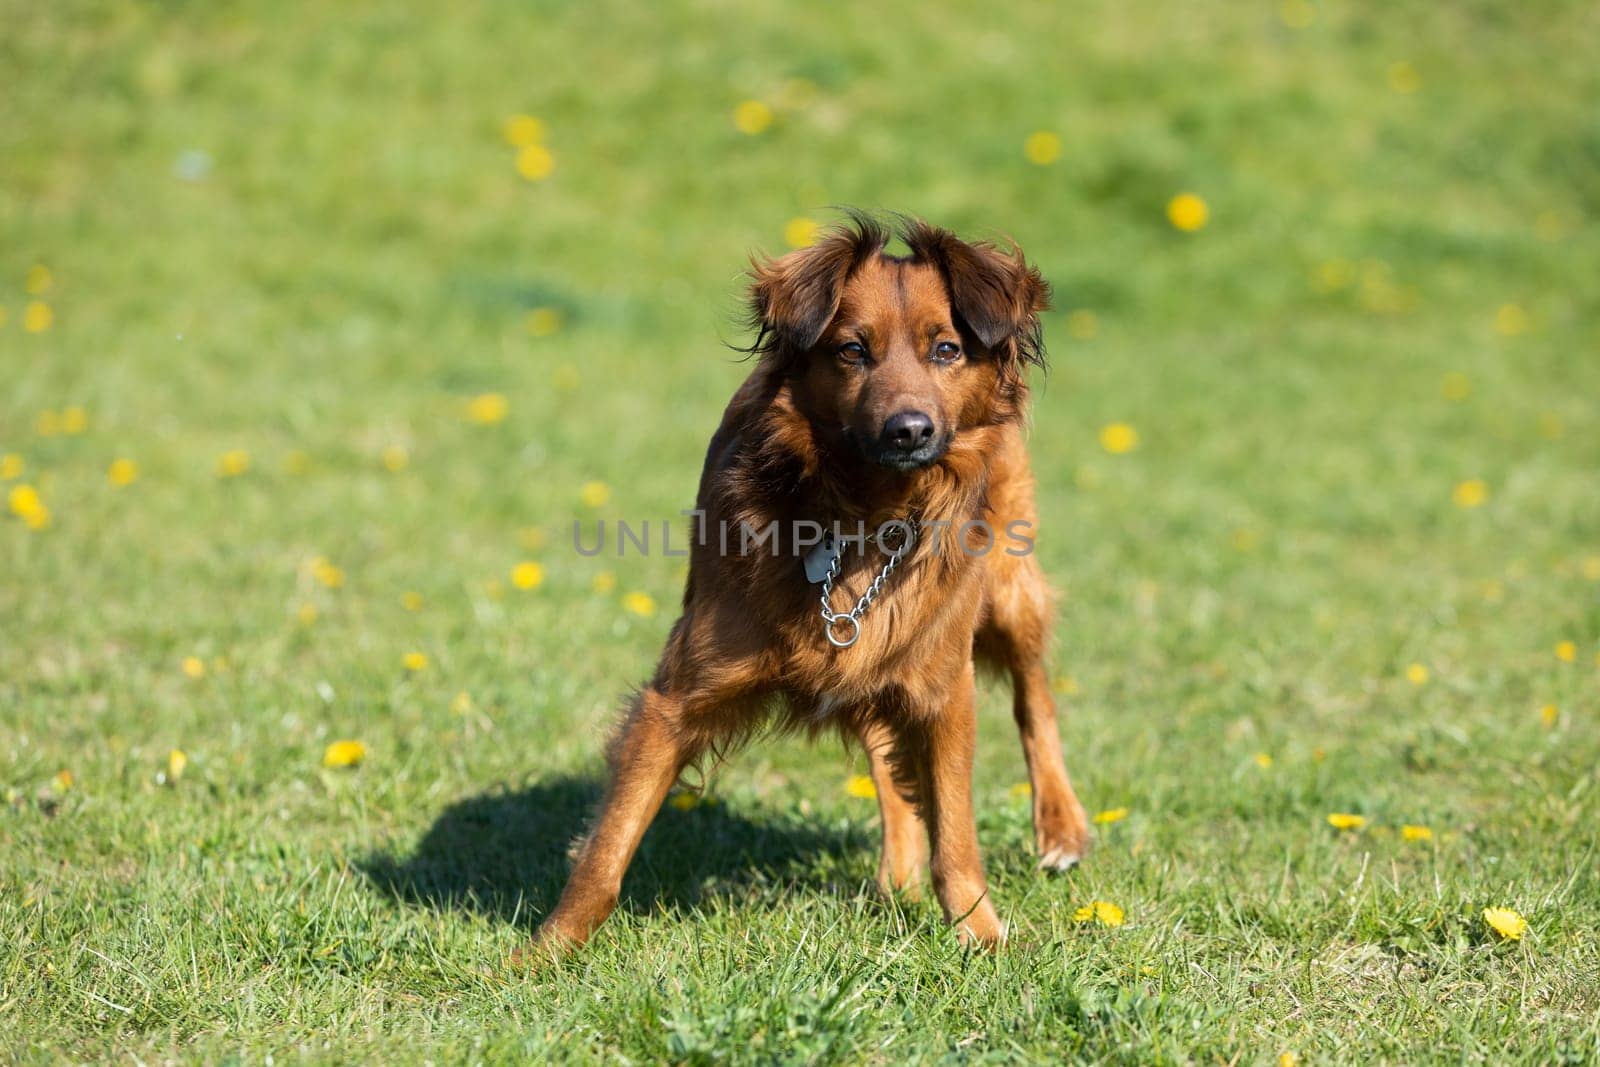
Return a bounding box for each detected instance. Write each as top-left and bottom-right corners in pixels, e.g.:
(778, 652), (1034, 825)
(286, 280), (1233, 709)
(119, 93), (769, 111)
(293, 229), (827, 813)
(3, 1), (1598, 1063)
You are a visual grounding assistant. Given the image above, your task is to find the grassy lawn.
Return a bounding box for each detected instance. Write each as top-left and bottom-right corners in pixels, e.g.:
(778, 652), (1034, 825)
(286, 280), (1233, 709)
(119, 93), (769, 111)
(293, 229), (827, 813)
(4, 1), (1599, 1062)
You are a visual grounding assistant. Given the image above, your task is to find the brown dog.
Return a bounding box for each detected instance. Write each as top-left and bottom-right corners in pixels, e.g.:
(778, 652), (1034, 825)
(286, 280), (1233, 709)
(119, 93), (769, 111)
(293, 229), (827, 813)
(530, 214), (1089, 959)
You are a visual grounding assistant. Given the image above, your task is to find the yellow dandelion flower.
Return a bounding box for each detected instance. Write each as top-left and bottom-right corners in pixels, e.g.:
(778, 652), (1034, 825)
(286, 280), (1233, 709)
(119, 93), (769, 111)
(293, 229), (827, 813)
(107, 458), (139, 486)
(784, 216), (820, 249)
(1482, 906), (1526, 941)
(217, 449), (250, 478)
(1440, 372), (1471, 401)
(1099, 422), (1139, 454)
(9, 486), (51, 529)
(60, 406), (87, 434)
(511, 561), (544, 590)
(844, 774), (877, 800)
(733, 99), (773, 135)
(1327, 812), (1366, 830)
(167, 749), (188, 782)
(1313, 258), (1353, 293)
(1537, 412), (1565, 439)
(1452, 479), (1488, 508)
(1554, 640), (1577, 663)
(1386, 61), (1421, 94)
(1253, 752), (1274, 768)
(1540, 703), (1559, 728)
(36, 410), (61, 435)
(1405, 662), (1429, 685)
(1093, 807), (1129, 825)
(25, 264), (52, 294)
(1494, 303), (1529, 336)
(310, 557), (344, 589)
(1009, 781), (1033, 800)
(8, 483), (44, 518)
(516, 144), (555, 181)
(668, 792), (702, 811)
(22, 301), (53, 333)
(1401, 824), (1433, 841)
(466, 393), (508, 424)
(1278, 0), (1313, 27)
(403, 651), (429, 672)
(1279, 1052), (1301, 1067)
(1580, 556), (1600, 582)
(322, 740), (367, 768)
(0, 453), (22, 480)
(401, 591), (424, 612)
(450, 691), (472, 715)
(525, 306), (563, 337)
(181, 656), (206, 679)
(296, 602), (319, 626)
(503, 114), (545, 147)
(1166, 193), (1209, 232)
(579, 480), (610, 508)
(1066, 309), (1098, 340)
(621, 591), (656, 617)
(1072, 901), (1125, 927)
(53, 769), (73, 792)
(1023, 131), (1062, 166)
(381, 445), (409, 472)
(592, 571), (617, 594)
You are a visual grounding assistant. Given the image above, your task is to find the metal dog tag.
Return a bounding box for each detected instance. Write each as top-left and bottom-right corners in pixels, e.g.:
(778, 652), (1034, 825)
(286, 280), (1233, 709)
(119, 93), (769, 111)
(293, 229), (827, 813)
(803, 531), (840, 584)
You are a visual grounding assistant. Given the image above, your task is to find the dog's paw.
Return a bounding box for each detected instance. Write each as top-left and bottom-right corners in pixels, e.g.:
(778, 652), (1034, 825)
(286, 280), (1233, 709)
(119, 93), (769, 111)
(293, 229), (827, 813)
(1037, 845), (1082, 872)
(957, 918), (1008, 952)
(509, 922), (584, 973)
(1033, 793), (1091, 872)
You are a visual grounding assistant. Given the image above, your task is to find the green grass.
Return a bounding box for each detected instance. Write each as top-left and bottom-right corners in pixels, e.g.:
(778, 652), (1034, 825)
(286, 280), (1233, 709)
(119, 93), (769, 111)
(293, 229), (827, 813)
(4, 0), (1600, 1062)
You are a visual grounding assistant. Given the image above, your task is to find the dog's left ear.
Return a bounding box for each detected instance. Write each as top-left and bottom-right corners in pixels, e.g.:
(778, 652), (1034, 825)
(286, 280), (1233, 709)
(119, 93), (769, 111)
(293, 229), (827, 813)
(908, 224), (1051, 371)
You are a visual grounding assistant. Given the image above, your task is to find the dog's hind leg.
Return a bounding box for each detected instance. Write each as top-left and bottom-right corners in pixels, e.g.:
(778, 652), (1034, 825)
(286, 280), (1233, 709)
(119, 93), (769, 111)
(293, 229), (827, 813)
(976, 556), (1090, 871)
(523, 686), (701, 961)
(856, 719), (928, 899)
(1006, 657), (1090, 869)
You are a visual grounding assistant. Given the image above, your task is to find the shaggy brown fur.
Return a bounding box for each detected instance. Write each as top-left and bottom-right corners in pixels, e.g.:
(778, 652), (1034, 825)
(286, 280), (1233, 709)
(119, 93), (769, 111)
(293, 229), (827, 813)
(524, 213), (1089, 960)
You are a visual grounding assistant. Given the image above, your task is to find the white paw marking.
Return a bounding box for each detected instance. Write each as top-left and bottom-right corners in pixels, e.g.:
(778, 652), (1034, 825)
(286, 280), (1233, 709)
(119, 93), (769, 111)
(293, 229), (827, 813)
(1038, 847), (1081, 871)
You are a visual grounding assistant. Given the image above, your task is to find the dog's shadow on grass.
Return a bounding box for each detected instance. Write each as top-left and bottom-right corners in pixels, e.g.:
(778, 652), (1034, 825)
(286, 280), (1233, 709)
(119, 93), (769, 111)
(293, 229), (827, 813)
(360, 775), (872, 930)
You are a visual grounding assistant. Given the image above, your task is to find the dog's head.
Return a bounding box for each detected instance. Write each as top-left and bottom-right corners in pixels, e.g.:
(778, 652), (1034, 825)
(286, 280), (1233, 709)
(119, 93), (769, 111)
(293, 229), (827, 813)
(747, 213), (1050, 472)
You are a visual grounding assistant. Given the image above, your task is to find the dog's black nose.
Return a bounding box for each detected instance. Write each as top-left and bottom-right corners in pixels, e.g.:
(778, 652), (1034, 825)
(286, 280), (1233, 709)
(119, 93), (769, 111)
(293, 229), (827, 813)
(882, 411), (936, 453)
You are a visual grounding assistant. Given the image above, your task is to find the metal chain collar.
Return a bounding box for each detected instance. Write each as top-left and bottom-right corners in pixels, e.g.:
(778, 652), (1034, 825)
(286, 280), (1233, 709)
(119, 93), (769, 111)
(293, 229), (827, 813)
(818, 519), (916, 649)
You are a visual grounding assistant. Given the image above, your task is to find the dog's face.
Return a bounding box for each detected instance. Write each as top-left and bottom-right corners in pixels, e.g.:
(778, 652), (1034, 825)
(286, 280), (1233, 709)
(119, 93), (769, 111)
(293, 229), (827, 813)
(750, 218), (1050, 473)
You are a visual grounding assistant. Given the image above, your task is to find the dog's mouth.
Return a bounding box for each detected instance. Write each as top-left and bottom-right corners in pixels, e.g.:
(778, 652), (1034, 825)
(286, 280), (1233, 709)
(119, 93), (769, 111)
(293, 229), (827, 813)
(863, 435), (950, 472)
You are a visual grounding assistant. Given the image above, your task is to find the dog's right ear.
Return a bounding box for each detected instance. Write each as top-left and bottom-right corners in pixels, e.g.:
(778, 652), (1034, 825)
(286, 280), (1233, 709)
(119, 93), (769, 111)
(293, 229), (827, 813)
(747, 217), (887, 356)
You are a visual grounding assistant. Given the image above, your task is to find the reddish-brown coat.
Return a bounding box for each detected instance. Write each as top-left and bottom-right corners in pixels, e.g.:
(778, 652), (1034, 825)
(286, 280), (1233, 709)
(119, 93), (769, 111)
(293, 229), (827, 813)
(525, 215), (1089, 962)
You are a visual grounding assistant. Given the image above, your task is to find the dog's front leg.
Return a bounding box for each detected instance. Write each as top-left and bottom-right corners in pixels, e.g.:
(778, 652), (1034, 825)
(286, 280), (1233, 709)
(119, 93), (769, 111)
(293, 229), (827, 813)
(521, 686), (698, 962)
(858, 720), (929, 899)
(908, 664), (1005, 948)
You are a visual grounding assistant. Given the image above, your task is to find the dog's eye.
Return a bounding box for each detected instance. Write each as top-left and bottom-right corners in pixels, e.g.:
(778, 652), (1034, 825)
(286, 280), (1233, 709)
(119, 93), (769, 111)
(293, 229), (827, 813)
(838, 341), (867, 364)
(933, 341), (962, 362)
